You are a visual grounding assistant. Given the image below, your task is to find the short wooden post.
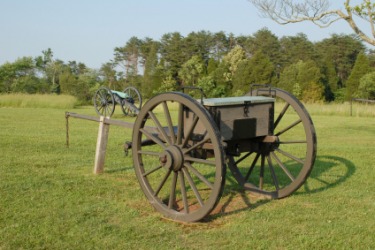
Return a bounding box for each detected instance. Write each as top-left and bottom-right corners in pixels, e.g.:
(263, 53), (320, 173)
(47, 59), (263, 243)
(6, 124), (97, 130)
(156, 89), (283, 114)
(94, 116), (110, 174)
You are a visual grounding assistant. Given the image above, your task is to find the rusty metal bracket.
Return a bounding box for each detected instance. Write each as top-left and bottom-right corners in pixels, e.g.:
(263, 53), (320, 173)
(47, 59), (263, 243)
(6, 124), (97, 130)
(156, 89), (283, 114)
(181, 86), (206, 105)
(250, 84), (276, 97)
(244, 101), (251, 117)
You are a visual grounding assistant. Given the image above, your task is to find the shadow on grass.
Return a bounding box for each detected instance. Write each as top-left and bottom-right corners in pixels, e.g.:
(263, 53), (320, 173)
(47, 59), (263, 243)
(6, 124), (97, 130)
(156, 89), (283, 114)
(105, 166), (134, 173)
(300, 155), (356, 195)
(107, 154), (355, 223)
(203, 175), (271, 222)
(205, 154), (355, 222)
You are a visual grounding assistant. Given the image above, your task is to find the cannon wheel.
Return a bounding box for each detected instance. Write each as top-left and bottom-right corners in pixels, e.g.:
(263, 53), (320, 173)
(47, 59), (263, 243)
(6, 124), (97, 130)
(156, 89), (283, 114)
(228, 88), (317, 199)
(93, 86), (115, 117)
(121, 87), (142, 116)
(132, 92), (226, 222)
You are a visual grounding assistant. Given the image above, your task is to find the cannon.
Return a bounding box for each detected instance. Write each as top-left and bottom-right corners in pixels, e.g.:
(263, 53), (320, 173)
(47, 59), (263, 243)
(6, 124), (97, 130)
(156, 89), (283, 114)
(93, 86), (142, 117)
(67, 85), (316, 222)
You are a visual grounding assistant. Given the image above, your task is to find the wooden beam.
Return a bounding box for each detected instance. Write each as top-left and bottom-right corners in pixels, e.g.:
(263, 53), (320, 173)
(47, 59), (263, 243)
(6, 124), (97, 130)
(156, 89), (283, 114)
(94, 116), (110, 174)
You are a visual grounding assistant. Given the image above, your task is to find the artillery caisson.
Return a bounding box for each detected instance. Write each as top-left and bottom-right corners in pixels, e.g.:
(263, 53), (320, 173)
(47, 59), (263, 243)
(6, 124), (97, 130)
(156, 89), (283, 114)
(68, 85), (316, 222)
(127, 86), (317, 222)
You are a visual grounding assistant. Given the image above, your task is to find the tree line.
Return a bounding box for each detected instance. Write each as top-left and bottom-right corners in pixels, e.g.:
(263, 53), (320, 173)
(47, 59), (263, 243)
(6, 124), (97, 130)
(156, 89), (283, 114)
(1, 29), (375, 103)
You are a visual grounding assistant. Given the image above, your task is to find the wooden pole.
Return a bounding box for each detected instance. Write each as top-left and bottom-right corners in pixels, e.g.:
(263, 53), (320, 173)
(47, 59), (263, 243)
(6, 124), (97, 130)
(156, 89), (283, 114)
(94, 116), (110, 174)
(65, 112), (160, 175)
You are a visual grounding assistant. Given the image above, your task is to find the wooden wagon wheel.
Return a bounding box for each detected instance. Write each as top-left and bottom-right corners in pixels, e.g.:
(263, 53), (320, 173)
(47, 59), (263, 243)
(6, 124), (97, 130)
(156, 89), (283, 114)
(121, 87), (142, 116)
(132, 92), (226, 222)
(228, 88), (317, 199)
(93, 86), (115, 117)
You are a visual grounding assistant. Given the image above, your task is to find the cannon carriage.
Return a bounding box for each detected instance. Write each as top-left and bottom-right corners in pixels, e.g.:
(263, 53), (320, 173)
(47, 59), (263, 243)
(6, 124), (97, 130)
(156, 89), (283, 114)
(93, 86), (142, 117)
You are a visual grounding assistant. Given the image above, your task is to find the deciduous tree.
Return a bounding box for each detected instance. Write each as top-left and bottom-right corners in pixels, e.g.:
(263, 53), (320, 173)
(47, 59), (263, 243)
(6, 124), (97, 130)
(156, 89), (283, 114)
(358, 71), (375, 99)
(114, 36), (141, 77)
(278, 60), (322, 101)
(232, 51), (275, 95)
(346, 51), (373, 99)
(178, 55), (204, 86)
(315, 34), (365, 87)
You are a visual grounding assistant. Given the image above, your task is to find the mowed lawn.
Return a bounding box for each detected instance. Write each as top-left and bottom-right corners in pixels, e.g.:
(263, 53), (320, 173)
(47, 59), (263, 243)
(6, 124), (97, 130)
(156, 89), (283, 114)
(0, 101), (374, 249)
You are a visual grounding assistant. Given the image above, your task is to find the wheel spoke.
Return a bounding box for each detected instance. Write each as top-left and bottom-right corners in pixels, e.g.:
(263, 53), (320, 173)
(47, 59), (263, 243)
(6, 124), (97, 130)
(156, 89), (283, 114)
(162, 102), (176, 144)
(182, 115), (199, 148)
(148, 111), (171, 145)
(245, 153), (260, 181)
(274, 103), (290, 129)
(279, 140), (307, 144)
(143, 165), (162, 177)
(140, 128), (166, 149)
(275, 119), (302, 136)
(179, 171), (189, 213)
(183, 168), (203, 206)
(154, 169), (172, 197)
(184, 162), (213, 189)
(235, 152), (252, 165)
(275, 148), (304, 164)
(183, 135), (210, 154)
(98, 106), (104, 113)
(271, 152), (295, 181)
(177, 104), (184, 145)
(184, 156), (216, 166)
(267, 155), (279, 190)
(168, 171), (178, 209)
(259, 155), (265, 190)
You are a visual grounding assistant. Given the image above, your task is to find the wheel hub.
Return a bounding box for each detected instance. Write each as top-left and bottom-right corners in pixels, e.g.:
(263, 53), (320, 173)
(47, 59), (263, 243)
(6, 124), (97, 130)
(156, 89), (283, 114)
(159, 146), (184, 171)
(100, 98), (107, 105)
(259, 135), (280, 154)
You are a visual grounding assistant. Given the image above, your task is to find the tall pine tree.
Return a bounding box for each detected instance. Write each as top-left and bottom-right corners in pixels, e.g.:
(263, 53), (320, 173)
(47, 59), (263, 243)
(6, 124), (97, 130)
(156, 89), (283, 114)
(345, 52), (373, 100)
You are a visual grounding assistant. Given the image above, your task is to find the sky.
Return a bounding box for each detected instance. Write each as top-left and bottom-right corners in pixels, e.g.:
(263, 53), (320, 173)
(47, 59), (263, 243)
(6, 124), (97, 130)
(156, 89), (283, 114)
(0, 0), (358, 69)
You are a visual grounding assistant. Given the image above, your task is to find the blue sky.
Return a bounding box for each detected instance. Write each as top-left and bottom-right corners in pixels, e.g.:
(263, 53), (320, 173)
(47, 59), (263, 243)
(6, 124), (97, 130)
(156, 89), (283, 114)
(0, 0), (356, 69)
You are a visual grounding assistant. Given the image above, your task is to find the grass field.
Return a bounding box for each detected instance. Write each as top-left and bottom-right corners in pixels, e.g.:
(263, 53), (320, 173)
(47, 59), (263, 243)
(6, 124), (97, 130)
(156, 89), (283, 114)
(0, 93), (78, 109)
(0, 96), (374, 249)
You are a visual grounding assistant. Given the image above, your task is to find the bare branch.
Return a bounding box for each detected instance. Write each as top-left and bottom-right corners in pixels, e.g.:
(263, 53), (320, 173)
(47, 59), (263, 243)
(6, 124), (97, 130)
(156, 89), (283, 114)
(248, 0), (375, 46)
(368, 3), (375, 38)
(248, 0), (337, 27)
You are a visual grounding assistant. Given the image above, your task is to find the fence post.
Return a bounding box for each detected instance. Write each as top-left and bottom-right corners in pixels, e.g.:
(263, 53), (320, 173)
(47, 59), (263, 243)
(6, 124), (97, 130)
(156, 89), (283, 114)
(94, 116), (110, 174)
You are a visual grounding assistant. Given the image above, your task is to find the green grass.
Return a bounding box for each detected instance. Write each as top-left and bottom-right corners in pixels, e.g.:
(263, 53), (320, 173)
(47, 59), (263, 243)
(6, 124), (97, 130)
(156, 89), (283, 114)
(305, 101), (375, 117)
(0, 93), (78, 109)
(1, 102), (375, 249)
